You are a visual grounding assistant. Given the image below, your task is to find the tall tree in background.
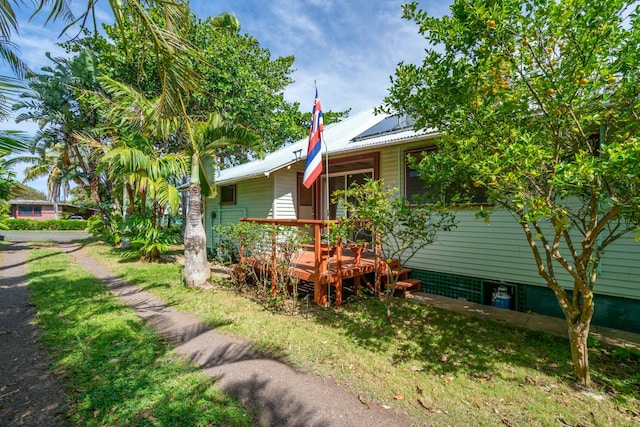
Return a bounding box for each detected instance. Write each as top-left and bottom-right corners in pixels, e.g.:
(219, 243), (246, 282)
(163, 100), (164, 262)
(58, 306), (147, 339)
(0, 1), (193, 152)
(14, 50), (114, 217)
(384, 0), (640, 387)
(64, 8), (349, 163)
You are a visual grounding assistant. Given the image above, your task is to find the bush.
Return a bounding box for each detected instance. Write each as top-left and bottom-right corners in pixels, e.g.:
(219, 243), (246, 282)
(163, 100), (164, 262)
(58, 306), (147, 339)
(4, 218), (87, 231)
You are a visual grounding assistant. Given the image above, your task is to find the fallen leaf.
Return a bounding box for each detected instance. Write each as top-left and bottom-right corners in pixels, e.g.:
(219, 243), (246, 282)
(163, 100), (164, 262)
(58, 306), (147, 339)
(417, 397), (439, 413)
(410, 365), (424, 372)
(501, 417), (514, 427)
(394, 394), (404, 400)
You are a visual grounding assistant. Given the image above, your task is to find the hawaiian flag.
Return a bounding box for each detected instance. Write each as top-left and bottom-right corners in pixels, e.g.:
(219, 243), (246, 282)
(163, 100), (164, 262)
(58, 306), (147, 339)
(303, 87), (324, 188)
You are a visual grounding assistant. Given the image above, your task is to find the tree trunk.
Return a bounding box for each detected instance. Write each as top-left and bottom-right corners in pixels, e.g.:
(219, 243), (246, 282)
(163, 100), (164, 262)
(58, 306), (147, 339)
(567, 319), (592, 388)
(183, 183), (211, 288)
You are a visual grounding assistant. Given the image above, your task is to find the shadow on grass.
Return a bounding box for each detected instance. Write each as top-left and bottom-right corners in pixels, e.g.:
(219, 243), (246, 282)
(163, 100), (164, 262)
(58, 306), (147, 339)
(78, 241), (640, 417)
(27, 250), (254, 426)
(27, 246), (359, 427)
(0, 238), (94, 272)
(312, 295), (639, 402)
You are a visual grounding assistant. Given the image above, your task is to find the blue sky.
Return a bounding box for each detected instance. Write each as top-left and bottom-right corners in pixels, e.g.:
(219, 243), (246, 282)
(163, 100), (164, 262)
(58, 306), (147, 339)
(2, 0), (452, 193)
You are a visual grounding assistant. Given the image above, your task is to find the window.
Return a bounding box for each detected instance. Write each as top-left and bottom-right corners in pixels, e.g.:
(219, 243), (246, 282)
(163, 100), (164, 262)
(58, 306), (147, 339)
(404, 147), (488, 204)
(405, 147), (436, 202)
(220, 184), (236, 204)
(18, 206), (42, 216)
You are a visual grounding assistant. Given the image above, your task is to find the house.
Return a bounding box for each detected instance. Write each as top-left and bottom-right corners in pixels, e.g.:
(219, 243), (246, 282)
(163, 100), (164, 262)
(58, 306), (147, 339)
(206, 107), (640, 333)
(8, 200), (93, 220)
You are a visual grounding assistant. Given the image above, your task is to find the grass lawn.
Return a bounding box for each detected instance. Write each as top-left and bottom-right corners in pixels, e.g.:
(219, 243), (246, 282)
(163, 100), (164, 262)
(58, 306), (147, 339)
(26, 244), (254, 426)
(78, 240), (640, 426)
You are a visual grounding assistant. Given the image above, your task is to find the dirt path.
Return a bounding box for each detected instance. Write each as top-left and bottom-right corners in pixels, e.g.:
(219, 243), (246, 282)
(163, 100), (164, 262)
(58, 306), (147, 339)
(0, 239), (412, 426)
(0, 242), (67, 426)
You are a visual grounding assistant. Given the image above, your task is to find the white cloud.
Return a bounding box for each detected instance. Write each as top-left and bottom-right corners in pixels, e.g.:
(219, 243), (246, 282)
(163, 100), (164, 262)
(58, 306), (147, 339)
(2, 0), (447, 193)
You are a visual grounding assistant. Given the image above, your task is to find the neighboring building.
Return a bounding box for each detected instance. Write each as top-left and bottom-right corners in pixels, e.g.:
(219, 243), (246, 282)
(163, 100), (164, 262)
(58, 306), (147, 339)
(8, 200), (94, 220)
(206, 107), (640, 333)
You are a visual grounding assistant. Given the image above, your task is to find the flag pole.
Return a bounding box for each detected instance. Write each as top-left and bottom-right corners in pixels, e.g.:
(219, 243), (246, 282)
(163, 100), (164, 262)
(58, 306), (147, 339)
(322, 128), (331, 307)
(316, 81), (331, 307)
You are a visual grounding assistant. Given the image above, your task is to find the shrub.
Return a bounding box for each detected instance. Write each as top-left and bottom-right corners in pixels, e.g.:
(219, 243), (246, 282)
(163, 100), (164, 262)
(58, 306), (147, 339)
(213, 221), (311, 313)
(4, 218), (87, 231)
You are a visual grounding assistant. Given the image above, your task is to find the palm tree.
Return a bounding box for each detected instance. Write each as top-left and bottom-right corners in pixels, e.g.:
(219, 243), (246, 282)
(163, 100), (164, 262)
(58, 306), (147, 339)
(13, 50), (107, 213)
(0, 1), (198, 114)
(99, 77), (260, 287)
(99, 131), (186, 222)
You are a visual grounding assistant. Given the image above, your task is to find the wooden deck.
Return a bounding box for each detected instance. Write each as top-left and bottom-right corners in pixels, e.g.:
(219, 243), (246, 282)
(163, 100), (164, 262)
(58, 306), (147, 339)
(236, 218), (422, 307)
(237, 218), (381, 307)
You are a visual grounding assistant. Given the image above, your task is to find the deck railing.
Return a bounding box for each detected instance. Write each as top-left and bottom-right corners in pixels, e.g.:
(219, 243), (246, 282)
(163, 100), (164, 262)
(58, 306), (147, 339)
(238, 218), (379, 306)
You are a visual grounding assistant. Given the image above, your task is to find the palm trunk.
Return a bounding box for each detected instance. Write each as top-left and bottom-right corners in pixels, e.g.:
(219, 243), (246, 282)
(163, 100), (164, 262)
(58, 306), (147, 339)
(183, 183), (211, 288)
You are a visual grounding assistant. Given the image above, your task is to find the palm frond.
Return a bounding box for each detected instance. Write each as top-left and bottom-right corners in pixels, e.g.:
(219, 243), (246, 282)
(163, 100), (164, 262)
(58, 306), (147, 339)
(0, 130), (30, 153)
(147, 178), (180, 213)
(0, 42), (30, 78)
(0, 1), (18, 40)
(197, 153), (217, 198)
(32, 0), (76, 29)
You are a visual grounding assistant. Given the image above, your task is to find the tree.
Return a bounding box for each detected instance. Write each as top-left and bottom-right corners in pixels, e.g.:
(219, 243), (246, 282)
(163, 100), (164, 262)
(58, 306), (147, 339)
(64, 8), (350, 162)
(9, 183), (47, 200)
(67, 185), (98, 210)
(98, 130), (185, 223)
(332, 179), (456, 320)
(0, 152), (17, 200)
(99, 77), (260, 287)
(383, 0), (640, 387)
(0, 1), (197, 153)
(14, 50), (113, 216)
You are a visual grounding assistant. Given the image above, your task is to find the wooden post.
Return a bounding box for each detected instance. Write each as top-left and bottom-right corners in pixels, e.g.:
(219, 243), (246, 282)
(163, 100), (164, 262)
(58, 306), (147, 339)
(375, 233), (382, 297)
(271, 227), (278, 296)
(334, 241), (343, 307)
(313, 222), (327, 305)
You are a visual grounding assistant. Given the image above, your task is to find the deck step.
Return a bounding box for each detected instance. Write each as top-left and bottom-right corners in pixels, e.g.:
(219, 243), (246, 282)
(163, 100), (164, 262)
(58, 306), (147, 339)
(394, 278), (422, 296)
(381, 268), (412, 282)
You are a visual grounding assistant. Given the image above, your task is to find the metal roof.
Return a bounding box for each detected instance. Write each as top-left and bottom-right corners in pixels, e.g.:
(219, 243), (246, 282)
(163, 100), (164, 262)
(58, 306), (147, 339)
(215, 107), (439, 185)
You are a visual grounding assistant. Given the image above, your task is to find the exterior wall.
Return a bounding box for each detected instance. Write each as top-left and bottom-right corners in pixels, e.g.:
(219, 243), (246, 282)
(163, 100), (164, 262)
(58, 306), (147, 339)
(273, 167), (300, 219)
(374, 142), (640, 300)
(12, 204), (55, 220)
(206, 175), (275, 249)
(206, 141), (640, 332)
(10, 203), (86, 220)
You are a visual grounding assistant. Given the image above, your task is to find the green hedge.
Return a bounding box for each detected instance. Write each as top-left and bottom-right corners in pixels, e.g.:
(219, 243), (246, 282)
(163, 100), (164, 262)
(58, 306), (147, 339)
(5, 219), (88, 231)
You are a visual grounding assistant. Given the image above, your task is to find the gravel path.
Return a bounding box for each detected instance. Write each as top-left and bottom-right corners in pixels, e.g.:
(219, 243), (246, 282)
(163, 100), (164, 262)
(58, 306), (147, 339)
(1, 239), (414, 426)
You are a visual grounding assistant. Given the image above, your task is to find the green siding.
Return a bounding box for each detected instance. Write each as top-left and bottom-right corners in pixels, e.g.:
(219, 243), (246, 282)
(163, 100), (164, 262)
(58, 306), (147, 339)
(274, 168), (299, 219)
(206, 176), (274, 248)
(206, 142), (640, 304)
(374, 143), (640, 302)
